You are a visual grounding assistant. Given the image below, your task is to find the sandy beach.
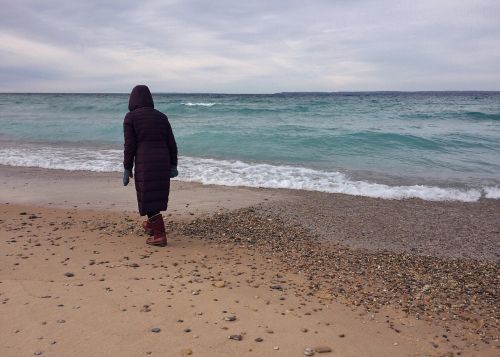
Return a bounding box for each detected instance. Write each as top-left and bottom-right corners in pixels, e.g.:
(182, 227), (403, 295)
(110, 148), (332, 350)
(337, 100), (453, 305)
(1, 166), (499, 356)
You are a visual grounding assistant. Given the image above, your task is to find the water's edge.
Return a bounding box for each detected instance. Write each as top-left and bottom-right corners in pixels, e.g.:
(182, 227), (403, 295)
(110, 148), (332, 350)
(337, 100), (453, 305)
(1, 145), (498, 202)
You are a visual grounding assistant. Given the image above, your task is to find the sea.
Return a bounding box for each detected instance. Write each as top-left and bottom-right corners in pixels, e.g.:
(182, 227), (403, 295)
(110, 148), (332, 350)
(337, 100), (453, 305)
(0, 92), (499, 202)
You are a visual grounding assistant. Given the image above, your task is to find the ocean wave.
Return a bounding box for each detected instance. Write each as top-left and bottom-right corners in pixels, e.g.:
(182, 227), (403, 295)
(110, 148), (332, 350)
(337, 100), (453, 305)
(464, 111), (500, 121)
(181, 102), (218, 107)
(484, 186), (500, 199)
(0, 145), (496, 202)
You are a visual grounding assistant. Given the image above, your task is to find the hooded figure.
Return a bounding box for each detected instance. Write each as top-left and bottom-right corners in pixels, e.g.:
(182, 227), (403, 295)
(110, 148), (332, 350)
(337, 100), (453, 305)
(123, 85), (178, 246)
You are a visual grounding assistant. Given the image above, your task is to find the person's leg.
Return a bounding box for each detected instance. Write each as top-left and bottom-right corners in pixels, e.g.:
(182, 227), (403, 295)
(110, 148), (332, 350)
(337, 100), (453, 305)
(146, 211), (160, 219)
(146, 211), (167, 247)
(142, 211), (160, 236)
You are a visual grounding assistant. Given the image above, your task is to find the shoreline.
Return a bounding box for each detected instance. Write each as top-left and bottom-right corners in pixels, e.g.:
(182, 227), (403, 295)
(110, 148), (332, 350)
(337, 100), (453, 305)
(1, 165), (499, 355)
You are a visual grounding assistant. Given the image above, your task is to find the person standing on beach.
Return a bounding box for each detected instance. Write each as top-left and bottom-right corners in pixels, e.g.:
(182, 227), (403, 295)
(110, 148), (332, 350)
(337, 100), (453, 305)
(122, 85), (178, 247)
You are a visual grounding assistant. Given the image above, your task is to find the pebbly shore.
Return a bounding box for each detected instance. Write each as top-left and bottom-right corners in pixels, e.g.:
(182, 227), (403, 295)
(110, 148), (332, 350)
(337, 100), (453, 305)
(176, 197), (500, 346)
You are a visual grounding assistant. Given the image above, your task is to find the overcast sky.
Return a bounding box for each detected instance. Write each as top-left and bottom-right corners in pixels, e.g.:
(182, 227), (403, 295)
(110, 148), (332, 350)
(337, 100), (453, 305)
(1, 0), (499, 93)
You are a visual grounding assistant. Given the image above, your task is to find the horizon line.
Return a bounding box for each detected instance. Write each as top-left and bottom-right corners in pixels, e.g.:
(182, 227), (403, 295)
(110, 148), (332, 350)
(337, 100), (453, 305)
(1, 90), (500, 95)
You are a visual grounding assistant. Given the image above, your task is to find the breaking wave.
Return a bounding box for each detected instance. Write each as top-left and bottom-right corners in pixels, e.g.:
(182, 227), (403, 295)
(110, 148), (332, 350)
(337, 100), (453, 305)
(0, 145), (496, 202)
(182, 102), (218, 107)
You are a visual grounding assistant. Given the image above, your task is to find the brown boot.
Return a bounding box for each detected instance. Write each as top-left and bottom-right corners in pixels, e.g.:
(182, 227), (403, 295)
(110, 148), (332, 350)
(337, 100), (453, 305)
(146, 214), (167, 247)
(142, 220), (154, 236)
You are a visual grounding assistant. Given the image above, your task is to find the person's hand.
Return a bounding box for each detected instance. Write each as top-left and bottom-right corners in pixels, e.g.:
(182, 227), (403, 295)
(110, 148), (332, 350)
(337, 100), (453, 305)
(123, 169), (133, 186)
(170, 166), (178, 178)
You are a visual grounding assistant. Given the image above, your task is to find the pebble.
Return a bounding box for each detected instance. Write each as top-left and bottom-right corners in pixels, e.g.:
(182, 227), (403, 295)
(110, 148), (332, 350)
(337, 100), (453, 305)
(213, 281), (226, 288)
(184, 328), (191, 333)
(315, 346), (332, 353)
(254, 337), (263, 342)
(151, 327), (161, 333)
(64, 272), (74, 277)
(265, 328), (274, 334)
(301, 328), (308, 333)
(34, 352), (43, 356)
(229, 334), (242, 341)
(180, 348), (193, 357)
(304, 347), (315, 356)
(224, 315), (237, 321)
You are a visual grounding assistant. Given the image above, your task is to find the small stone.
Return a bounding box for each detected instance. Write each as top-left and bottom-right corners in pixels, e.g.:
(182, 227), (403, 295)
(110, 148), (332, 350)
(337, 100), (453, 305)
(304, 347), (315, 356)
(300, 328), (308, 333)
(34, 352), (43, 356)
(273, 346), (279, 350)
(393, 342), (399, 346)
(184, 328), (191, 333)
(265, 328), (274, 334)
(180, 348), (193, 357)
(315, 346), (332, 353)
(64, 272), (74, 277)
(151, 327), (161, 333)
(254, 337), (263, 342)
(213, 281), (226, 288)
(229, 334), (242, 341)
(224, 315), (237, 321)
(56, 319), (65, 323)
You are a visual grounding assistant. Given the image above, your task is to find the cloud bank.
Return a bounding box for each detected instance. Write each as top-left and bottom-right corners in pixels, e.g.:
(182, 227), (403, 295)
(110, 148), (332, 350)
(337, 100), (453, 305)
(1, 0), (499, 92)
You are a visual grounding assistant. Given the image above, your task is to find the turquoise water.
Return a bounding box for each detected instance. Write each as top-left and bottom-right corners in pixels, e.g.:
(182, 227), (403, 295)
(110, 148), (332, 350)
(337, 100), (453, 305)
(1, 92), (499, 201)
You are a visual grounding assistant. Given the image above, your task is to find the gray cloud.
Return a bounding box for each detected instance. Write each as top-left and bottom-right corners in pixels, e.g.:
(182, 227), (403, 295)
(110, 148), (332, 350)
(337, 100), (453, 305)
(1, 0), (499, 92)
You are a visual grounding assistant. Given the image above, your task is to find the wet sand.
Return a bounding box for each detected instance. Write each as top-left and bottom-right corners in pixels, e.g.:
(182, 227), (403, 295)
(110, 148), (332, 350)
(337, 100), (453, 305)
(1, 166), (499, 356)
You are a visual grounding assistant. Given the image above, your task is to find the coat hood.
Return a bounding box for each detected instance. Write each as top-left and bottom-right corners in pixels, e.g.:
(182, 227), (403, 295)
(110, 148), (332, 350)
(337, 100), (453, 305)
(128, 85), (154, 111)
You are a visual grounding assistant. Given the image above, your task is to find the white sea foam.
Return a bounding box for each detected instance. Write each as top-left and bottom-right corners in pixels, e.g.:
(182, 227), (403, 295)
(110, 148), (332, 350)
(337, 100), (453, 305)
(182, 102), (218, 107)
(0, 146), (496, 202)
(0, 146), (122, 172)
(484, 186), (500, 199)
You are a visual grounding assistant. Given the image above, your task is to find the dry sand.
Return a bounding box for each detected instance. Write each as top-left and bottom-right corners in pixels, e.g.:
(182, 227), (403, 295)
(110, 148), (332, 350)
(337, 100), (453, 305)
(1, 166), (498, 356)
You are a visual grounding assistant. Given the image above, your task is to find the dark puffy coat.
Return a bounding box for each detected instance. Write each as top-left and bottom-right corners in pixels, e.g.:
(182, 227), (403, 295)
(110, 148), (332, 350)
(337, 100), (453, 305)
(123, 85), (178, 216)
